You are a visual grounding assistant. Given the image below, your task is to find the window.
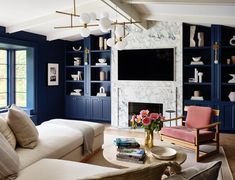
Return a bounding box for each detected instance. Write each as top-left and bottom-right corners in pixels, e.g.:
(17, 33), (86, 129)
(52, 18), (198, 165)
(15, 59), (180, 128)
(0, 50), (7, 107)
(0, 47), (34, 109)
(15, 50), (27, 107)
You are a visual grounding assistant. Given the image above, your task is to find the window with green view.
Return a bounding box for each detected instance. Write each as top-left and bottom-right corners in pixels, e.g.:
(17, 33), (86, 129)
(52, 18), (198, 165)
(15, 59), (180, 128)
(15, 50), (27, 107)
(0, 46), (34, 110)
(0, 50), (7, 107)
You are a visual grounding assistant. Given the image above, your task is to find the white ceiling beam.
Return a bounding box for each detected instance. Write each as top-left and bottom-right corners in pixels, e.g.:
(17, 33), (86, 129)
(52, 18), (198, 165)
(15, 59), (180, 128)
(144, 14), (235, 27)
(47, 28), (81, 41)
(6, 0), (97, 34)
(123, 0), (235, 5)
(101, 0), (148, 29)
(6, 14), (59, 33)
(47, 26), (99, 41)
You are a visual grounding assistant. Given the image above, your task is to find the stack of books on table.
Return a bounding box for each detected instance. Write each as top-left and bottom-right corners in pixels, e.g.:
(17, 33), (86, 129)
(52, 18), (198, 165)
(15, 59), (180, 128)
(116, 148), (146, 164)
(114, 138), (145, 164)
(115, 138), (140, 149)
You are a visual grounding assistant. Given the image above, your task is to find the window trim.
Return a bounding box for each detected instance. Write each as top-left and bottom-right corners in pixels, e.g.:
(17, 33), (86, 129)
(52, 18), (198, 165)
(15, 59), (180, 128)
(0, 38), (36, 112)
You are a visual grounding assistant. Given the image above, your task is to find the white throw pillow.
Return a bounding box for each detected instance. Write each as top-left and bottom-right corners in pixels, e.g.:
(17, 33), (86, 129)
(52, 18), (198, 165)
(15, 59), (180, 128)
(0, 132), (19, 179)
(7, 105), (39, 149)
(0, 116), (16, 149)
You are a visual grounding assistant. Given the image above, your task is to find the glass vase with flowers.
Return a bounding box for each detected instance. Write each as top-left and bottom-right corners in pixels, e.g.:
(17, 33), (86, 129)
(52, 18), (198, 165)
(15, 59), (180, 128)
(130, 110), (164, 148)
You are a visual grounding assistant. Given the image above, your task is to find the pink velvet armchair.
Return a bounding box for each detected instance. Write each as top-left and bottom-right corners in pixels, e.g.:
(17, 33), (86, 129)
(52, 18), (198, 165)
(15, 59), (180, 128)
(160, 106), (220, 162)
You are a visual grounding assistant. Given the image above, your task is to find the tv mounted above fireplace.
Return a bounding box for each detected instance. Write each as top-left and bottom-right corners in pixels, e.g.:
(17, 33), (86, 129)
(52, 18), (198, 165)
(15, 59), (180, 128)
(118, 48), (175, 81)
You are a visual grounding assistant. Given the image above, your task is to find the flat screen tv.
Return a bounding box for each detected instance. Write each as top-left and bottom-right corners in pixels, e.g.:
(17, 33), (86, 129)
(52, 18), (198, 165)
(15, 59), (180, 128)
(118, 48), (175, 81)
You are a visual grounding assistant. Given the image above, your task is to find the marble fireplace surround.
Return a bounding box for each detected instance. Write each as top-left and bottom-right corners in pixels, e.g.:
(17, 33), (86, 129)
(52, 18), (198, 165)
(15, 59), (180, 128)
(112, 84), (177, 127)
(110, 22), (182, 128)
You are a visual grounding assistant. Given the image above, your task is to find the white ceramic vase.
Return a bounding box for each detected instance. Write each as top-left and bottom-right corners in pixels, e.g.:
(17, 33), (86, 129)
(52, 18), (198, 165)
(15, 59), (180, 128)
(228, 92), (235, 102)
(190, 26), (196, 47)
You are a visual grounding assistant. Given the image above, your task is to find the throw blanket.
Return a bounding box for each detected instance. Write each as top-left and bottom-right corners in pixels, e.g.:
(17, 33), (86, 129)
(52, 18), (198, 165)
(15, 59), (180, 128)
(42, 119), (94, 155)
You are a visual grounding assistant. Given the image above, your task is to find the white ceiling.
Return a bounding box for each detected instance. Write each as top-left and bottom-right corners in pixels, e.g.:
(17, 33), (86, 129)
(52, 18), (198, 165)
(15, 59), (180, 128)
(0, 0), (234, 41)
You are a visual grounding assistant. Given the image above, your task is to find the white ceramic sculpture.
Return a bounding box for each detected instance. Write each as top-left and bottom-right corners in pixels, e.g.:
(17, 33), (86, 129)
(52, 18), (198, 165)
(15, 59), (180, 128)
(228, 74), (235, 83)
(228, 92), (235, 102)
(198, 72), (203, 83)
(190, 26), (196, 47)
(194, 68), (198, 83)
(198, 32), (204, 47)
(97, 86), (106, 96)
(77, 71), (82, 80)
(229, 35), (235, 46)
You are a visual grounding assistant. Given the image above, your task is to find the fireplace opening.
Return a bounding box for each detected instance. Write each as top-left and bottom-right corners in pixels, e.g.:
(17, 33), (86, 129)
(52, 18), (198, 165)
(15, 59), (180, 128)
(128, 102), (163, 126)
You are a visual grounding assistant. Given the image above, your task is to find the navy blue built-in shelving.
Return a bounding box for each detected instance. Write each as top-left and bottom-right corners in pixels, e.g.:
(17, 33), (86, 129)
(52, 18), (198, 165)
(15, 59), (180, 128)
(64, 34), (111, 122)
(183, 23), (235, 132)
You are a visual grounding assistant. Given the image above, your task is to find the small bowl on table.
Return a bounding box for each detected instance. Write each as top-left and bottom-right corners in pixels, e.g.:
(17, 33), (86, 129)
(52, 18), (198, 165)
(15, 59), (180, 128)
(151, 147), (177, 160)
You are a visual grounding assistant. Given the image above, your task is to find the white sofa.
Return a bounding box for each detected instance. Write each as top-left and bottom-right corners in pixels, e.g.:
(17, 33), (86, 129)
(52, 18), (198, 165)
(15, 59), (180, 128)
(17, 118), (105, 170)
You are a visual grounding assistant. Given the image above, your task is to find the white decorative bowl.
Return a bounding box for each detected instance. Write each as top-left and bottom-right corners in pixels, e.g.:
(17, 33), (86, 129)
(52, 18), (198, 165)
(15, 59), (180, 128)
(151, 147), (177, 160)
(98, 58), (106, 63)
(74, 89), (82, 93)
(74, 57), (81, 61)
(71, 74), (78, 80)
(192, 57), (201, 62)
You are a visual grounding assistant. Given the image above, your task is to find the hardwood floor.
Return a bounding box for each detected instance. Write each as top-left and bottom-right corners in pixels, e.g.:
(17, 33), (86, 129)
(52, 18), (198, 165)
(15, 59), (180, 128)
(220, 133), (235, 179)
(104, 126), (235, 179)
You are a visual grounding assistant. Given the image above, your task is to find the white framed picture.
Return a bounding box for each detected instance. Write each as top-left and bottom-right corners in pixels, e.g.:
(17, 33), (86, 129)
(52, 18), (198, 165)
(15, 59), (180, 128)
(48, 63), (59, 86)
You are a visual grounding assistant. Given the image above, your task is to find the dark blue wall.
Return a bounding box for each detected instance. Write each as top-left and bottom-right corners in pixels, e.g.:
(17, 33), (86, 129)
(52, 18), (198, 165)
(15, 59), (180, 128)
(0, 26), (67, 124)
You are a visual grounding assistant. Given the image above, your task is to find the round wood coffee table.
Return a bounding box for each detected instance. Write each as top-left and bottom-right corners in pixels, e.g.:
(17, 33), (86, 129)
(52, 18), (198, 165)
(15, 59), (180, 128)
(103, 144), (187, 168)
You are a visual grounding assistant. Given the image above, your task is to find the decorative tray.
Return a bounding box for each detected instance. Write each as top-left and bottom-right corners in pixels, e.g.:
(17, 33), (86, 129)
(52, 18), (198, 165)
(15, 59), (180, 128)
(151, 147), (177, 160)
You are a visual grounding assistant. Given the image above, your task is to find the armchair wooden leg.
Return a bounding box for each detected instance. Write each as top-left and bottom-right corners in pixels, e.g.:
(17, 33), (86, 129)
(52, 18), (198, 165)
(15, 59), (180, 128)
(195, 130), (199, 162)
(195, 145), (199, 162)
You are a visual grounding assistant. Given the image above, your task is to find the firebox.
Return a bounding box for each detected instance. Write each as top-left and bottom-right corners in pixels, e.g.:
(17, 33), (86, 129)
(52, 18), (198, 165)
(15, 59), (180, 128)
(128, 102), (163, 126)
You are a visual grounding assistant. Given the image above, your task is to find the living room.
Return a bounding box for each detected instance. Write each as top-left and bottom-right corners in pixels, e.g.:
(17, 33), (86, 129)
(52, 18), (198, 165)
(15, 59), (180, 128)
(0, 0), (234, 179)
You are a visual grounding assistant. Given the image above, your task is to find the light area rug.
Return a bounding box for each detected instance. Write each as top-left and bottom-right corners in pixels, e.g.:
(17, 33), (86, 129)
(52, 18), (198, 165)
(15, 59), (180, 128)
(87, 134), (233, 180)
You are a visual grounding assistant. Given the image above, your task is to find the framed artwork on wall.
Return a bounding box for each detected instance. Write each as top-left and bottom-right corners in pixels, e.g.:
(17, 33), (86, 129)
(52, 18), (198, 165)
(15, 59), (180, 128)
(48, 63), (59, 86)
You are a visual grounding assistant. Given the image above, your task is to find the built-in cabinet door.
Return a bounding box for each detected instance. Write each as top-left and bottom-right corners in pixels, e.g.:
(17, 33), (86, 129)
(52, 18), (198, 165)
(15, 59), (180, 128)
(90, 97), (111, 121)
(91, 97), (102, 120)
(65, 96), (90, 119)
(220, 103), (235, 131)
(102, 98), (111, 121)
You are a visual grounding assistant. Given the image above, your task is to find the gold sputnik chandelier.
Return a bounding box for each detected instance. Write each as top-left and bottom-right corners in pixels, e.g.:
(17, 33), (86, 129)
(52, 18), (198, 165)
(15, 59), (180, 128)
(55, 0), (140, 50)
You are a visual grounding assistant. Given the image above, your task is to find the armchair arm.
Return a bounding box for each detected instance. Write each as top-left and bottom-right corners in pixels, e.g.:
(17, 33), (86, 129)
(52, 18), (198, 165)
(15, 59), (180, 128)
(194, 122), (221, 130)
(194, 122), (221, 144)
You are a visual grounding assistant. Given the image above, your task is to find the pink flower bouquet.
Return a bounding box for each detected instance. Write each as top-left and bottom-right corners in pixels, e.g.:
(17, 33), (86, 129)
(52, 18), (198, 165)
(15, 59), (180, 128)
(130, 110), (164, 131)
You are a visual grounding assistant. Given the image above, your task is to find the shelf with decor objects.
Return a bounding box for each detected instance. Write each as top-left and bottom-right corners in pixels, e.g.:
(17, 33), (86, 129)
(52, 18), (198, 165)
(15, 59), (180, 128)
(216, 25), (235, 104)
(183, 23), (235, 132)
(65, 39), (85, 97)
(64, 33), (111, 122)
(90, 34), (111, 100)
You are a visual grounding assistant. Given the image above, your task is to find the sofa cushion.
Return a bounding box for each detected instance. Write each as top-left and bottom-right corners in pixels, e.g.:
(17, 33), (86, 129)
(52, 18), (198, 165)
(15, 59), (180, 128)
(0, 116), (16, 149)
(186, 106), (212, 129)
(46, 119), (105, 137)
(43, 119), (105, 154)
(160, 126), (215, 143)
(82, 162), (168, 180)
(17, 123), (83, 170)
(0, 132), (19, 180)
(7, 105), (39, 149)
(166, 161), (222, 180)
(17, 159), (118, 180)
